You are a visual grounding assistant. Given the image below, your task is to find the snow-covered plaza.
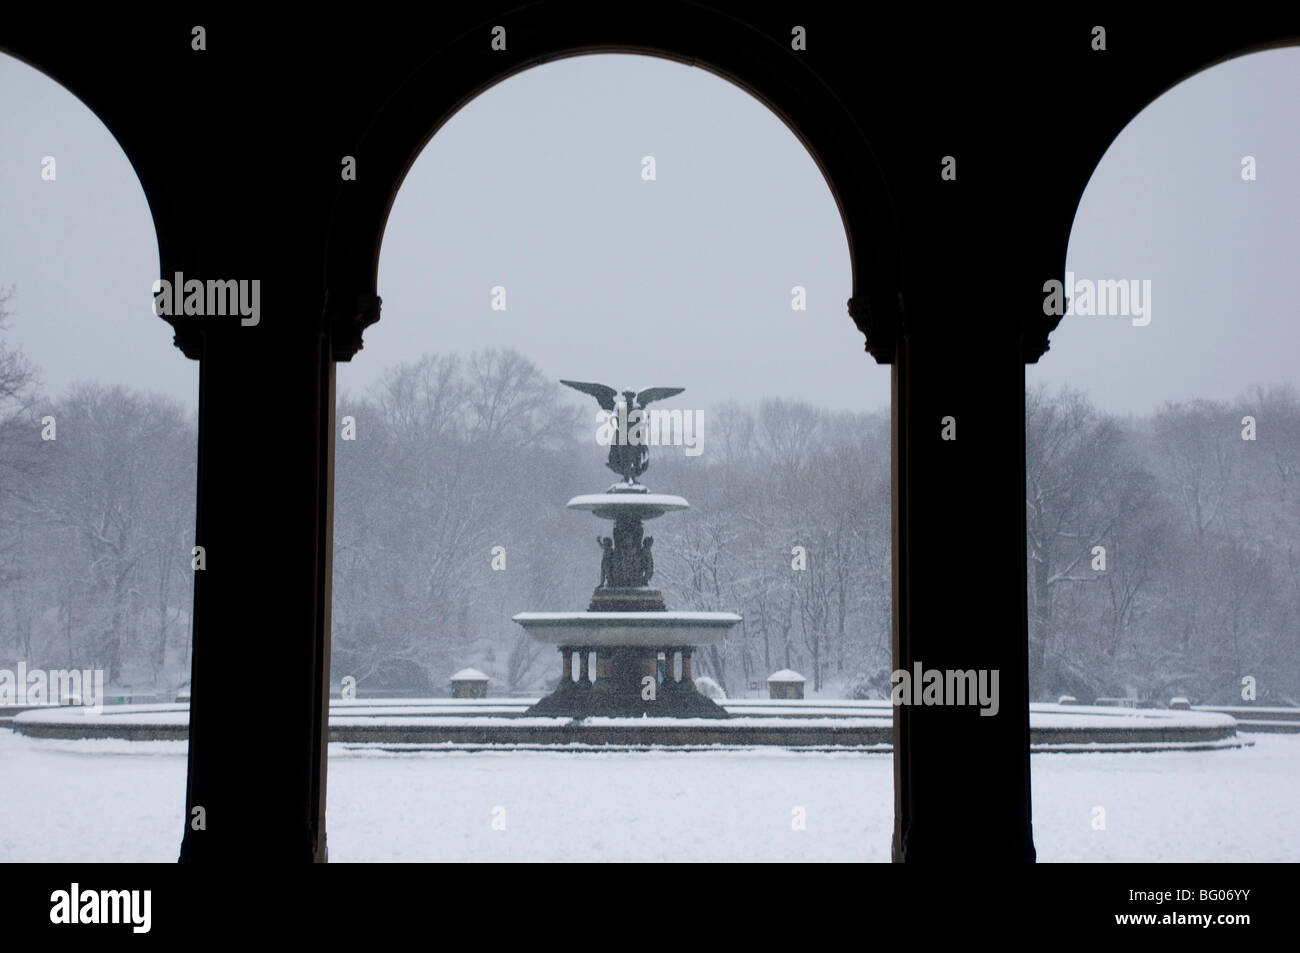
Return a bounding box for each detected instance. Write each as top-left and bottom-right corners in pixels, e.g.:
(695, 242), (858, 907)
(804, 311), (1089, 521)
(2, 729), (1296, 862)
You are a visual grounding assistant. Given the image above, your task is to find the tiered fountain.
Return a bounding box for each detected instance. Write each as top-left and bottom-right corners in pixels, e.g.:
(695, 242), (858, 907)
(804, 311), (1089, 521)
(513, 380), (740, 718)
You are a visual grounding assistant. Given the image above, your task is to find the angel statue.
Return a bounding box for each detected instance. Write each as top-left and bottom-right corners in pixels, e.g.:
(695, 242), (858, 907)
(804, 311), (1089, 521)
(560, 380), (685, 484)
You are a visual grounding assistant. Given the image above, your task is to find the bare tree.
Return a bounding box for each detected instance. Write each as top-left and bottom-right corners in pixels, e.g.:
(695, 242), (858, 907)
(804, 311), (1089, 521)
(1025, 385), (1155, 696)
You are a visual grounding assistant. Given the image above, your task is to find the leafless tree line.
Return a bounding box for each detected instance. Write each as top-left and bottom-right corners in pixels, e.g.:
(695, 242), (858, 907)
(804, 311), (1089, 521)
(0, 288), (196, 693)
(1026, 383), (1300, 704)
(2, 298), (1294, 704)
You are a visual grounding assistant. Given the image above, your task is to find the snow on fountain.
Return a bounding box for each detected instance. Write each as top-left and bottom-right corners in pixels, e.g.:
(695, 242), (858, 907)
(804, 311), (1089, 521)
(513, 380), (740, 717)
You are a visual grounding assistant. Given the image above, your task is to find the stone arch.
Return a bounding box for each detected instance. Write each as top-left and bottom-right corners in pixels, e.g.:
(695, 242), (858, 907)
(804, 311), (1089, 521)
(322, 3), (903, 362)
(1031, 37), (1300, 361)
(0, 46), (184, 347)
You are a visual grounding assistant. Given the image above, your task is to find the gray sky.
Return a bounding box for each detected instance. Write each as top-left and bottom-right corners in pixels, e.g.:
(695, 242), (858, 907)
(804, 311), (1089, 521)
(1034, 45), (1300, 413)
(2, 49), (1297, 419)
(0, 56), (195, 410)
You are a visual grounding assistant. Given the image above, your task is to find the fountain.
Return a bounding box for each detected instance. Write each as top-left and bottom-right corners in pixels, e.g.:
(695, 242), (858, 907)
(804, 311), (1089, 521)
(513, 380), (741, 717)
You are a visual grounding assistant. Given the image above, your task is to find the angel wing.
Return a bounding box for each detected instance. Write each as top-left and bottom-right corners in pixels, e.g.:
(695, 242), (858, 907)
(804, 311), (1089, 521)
(560, 379), (619, 411)
(636, 387), (685, 408)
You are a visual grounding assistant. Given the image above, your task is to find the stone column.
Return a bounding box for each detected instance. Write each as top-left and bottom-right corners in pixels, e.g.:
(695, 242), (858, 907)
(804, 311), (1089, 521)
(638, 654), (658, 683)
(871, 257), (1035, 863)
(560, 647), (574, 685)
(681, 648), (693, 682)
(578, 648), (591, 685)
(179, 324), (335, 863)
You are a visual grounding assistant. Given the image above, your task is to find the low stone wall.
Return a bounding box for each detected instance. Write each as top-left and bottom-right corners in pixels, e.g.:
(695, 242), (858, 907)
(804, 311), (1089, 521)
(331, 720), (889, 746)
(16, 720), (188, 742)
(1194, 706), (1300, 734)
(6, 699), (1254, 751)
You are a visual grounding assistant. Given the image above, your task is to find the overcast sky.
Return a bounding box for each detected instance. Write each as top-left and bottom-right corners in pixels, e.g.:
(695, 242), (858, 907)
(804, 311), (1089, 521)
(1, 49), (1297, 419)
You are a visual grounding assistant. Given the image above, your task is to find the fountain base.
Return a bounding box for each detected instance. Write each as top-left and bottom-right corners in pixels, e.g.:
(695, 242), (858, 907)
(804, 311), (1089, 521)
(524, 645), (729, 718)
(587, 586), (666, 612)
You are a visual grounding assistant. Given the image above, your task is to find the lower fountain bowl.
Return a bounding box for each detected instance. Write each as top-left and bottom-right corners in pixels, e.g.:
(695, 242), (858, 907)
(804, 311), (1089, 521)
(512, 610), (741, 646)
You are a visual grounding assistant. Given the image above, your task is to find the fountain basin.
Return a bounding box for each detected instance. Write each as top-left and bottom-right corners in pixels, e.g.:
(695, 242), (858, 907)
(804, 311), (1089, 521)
(566, 493), (689, 520)
(513, 610), (741, 646)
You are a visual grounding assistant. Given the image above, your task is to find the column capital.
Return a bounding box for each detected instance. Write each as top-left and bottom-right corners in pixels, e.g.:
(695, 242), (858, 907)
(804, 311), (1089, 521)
(847, 292), (903, 365)
(1021, 311), (1065, 364)
(327, 291), (382, 362)
(165, 316), (204, 360)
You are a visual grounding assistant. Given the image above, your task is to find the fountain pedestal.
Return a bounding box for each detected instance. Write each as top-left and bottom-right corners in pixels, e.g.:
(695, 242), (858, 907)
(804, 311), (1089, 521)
(523, 643), (730, 718)
(515, 488), (740, 718)
(588, 587), (665, 612)
(515, 382), (742, 718)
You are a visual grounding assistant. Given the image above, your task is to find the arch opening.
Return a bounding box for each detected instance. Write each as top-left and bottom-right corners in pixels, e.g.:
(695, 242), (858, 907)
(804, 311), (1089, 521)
(327, 52), (894, 861)
(1028, 45), (1300, 861)
(0, 50), (198, 861)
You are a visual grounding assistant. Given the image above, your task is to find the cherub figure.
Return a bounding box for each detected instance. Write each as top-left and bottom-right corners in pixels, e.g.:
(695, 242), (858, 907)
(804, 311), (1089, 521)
(597, 536), (615, 588)
(639, 536), (655, 586)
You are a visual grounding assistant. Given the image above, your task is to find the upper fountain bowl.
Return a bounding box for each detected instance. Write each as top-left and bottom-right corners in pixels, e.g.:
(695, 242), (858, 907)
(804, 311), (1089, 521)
(567, 493), (690, 520)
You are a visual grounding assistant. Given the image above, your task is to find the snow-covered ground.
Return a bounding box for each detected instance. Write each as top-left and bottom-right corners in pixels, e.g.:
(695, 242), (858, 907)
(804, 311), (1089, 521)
(0, 729), (1296, 862)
